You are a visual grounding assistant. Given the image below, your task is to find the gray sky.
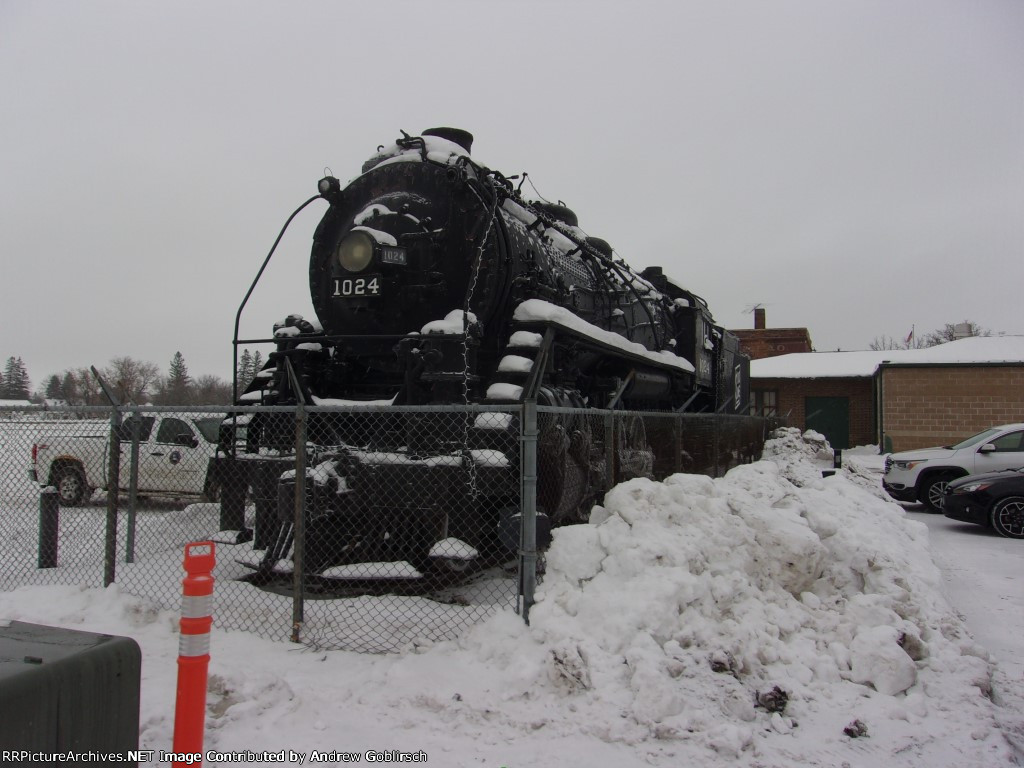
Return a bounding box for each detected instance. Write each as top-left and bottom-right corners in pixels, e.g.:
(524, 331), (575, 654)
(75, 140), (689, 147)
(2, 0), (1022, 386)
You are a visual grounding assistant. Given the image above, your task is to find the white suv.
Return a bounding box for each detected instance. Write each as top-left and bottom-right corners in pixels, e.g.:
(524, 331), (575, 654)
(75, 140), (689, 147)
(882, 423), (1024, 511)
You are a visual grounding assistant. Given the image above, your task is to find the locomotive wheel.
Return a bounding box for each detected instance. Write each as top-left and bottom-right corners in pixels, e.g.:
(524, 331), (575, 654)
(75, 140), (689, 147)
(537, 388), (594, 525)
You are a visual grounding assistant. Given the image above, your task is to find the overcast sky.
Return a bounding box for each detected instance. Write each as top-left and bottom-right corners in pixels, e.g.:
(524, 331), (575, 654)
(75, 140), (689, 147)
(2, 0), (1022, 386)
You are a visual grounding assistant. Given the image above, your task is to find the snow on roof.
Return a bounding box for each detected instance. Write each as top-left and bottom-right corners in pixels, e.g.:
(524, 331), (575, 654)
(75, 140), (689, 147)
(752, 350), (892, 379)
(752, 335), (1024, 379)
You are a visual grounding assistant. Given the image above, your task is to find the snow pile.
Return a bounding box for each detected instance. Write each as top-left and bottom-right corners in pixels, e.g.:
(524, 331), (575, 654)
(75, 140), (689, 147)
(453, 430), (1019, 764)
(761, 426), (835, 486)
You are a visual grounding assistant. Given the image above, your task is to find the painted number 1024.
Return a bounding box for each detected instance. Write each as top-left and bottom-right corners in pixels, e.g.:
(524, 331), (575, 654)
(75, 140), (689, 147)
(333, 276), (381, 297)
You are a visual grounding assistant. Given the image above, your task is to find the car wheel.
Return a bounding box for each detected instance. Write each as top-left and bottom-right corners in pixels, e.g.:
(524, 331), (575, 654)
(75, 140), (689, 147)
(54, 465), (87, 506)
(991, 496), (1024, 539)
(921, 474), (955, 513)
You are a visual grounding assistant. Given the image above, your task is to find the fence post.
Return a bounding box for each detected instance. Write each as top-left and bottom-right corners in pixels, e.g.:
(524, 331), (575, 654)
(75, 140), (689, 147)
(173, 541), (215, 766)
(713, 413), (721, 478)
(38, 488), (59, 569)
(673, 413), (683, 474)
(604, 411), (615, 488)
(125, 412), (141, 563)
(284, 357), (308, 645)
(520, 399), (538, 623)
(291, 402), (307, 644)
(104, 406), (122, 587)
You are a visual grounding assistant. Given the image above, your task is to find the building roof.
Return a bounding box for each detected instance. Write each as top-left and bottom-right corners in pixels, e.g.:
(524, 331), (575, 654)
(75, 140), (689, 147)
(751, 335), (1024, 379)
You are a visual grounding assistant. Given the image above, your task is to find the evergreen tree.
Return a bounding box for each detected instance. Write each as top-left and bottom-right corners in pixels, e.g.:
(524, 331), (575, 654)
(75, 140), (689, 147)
(166, 351), (191, 404)
(18, 358), (30, 398)
(237, 349), (254, 395)
(60, 371), (78, 404)
(1, 357), (30, 399)
(45, 374), (62, 400)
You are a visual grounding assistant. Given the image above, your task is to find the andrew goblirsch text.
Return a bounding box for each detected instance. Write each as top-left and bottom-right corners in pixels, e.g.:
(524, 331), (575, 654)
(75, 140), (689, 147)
(2, 749), (429, 764)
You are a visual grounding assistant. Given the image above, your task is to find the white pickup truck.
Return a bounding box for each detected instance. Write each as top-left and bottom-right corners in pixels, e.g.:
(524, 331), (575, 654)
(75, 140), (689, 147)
(29, 414), (225, 506)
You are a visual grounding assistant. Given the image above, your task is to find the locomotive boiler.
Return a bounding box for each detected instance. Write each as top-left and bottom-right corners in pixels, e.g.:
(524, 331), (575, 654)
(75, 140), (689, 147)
(224, 128), (751, 585)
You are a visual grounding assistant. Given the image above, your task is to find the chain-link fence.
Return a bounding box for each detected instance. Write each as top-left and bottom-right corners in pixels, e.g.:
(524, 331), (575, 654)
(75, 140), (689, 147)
(1, 404), (780, 651)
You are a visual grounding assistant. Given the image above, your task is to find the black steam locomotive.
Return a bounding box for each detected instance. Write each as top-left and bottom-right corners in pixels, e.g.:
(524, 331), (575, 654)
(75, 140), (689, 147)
(225, 128), (750, 584)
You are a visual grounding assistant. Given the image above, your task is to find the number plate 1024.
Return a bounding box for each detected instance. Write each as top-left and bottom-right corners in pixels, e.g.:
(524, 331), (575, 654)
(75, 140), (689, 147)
(332, 275), (382, 298)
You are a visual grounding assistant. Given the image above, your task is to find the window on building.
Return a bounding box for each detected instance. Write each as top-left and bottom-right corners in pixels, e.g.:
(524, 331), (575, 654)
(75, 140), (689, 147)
(751, 390), (778, 417)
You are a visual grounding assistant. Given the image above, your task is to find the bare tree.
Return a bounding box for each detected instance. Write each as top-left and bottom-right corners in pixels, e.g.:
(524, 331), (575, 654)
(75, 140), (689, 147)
(60, 368), (103, 406)
(869, 320), (992, 351)
(103, 356), (161, 404)
(869, 335), (906, 351)
(920, 320), (990, 347)
(191, 374), (233, 405)
(868, 333), (926, 351)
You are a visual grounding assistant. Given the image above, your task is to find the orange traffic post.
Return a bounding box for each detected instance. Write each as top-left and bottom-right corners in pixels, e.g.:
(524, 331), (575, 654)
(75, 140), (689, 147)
(172, 541), (216, 767)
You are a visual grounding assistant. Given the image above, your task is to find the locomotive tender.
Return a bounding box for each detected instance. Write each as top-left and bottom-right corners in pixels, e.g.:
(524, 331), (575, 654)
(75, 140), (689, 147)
(227, 127), (750, 582)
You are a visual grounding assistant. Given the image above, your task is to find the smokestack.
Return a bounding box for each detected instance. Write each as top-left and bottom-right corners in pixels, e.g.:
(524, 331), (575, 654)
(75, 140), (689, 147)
(754, 307), (766, 330)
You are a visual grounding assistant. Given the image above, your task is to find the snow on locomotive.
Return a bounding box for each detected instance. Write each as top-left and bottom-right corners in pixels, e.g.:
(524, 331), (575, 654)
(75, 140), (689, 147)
(225, 128), (750, 584)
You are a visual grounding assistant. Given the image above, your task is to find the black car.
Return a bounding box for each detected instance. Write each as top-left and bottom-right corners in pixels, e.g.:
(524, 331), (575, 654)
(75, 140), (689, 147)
(942, 469), (1024, 539)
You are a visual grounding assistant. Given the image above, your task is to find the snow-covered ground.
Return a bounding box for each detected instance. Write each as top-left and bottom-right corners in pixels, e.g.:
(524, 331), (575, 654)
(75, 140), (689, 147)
(1, 429), (1022, 766)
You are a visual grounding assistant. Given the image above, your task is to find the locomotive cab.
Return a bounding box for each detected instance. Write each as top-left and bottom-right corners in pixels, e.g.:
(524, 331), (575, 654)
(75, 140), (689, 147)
(641, 266), (717, 406)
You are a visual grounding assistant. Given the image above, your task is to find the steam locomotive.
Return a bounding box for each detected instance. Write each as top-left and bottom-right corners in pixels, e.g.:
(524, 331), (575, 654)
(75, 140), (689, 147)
(224, 128), (750, 584)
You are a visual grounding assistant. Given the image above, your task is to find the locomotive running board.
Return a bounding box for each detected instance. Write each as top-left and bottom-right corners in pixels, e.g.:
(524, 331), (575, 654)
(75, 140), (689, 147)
(514, 319), (693, 381)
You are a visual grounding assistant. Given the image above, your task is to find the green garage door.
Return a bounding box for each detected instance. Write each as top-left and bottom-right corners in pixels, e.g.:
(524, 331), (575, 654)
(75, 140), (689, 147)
(805, 396), (850, 449)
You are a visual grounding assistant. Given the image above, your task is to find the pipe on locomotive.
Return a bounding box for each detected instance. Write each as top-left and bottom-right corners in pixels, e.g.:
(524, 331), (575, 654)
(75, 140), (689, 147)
(230, 192), (324, 446)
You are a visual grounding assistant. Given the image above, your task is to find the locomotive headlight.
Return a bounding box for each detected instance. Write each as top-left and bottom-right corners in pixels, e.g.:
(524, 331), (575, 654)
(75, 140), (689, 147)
(336, 231), (375, 272)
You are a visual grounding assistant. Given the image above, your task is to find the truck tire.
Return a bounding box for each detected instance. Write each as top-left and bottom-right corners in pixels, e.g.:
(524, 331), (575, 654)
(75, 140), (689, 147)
(202, 480), (221, 503)
(54, 464), (88, 506)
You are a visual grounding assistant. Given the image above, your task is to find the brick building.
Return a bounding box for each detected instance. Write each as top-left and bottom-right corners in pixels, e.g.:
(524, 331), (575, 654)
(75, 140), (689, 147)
(878, 360), (1024, 452)
(750, 350), (884, 449)
(731, 307), (813, 361)
(750, 336), (1024, 451)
